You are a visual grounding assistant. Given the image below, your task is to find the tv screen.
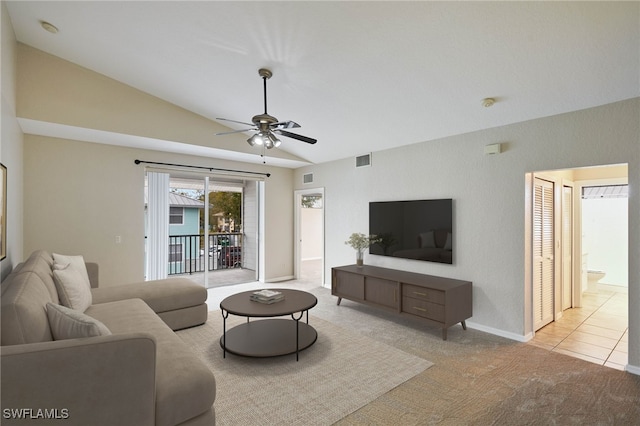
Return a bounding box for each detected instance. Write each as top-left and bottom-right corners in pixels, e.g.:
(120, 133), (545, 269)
(369, 199), (453, 264)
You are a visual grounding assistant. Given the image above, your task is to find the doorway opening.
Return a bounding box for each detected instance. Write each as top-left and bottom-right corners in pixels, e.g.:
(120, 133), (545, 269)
(525, 164), (629, 370)
(295, 188), (325, 286)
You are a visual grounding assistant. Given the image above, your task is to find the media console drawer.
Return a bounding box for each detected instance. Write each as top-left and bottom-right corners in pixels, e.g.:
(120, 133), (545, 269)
(403, 284), (445, 305)
(332, 264), (472, 340)
(402, 296), (444, 321)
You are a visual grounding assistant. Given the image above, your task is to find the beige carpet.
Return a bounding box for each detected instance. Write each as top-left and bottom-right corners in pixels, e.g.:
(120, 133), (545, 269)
(177, 313), (432, 425)
(303, 288), (640, 425)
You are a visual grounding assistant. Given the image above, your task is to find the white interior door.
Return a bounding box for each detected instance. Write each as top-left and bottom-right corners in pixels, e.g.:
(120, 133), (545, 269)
(533, 177), (555, 330)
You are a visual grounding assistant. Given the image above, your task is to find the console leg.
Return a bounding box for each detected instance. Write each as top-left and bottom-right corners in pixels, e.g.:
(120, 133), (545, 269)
(336, 297), (342, 306)
(461, 320), (467, 330)
(442, 328), (447, 341)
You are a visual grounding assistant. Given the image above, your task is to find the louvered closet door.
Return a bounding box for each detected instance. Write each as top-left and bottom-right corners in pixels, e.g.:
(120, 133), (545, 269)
(533, 178), (554, 330)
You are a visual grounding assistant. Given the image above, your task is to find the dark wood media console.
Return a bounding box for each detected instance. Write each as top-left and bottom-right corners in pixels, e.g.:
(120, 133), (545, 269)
(331, 264), (472, 340)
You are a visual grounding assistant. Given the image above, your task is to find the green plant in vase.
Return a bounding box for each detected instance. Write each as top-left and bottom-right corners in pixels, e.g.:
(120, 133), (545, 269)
(345, 233), (381, 267)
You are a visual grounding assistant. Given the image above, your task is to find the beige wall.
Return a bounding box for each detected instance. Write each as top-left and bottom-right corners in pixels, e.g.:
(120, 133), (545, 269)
(24, 136), (293, 286)
(16, 43), (305, 165)
(294, 98), (640, 369)
(1, 2), (24, 280)
(16, 43), (295, 285)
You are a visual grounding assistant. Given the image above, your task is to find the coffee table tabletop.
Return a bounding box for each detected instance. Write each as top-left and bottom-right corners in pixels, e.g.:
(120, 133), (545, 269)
(219, 289), (318, 361)
(220, 288), (318, 317)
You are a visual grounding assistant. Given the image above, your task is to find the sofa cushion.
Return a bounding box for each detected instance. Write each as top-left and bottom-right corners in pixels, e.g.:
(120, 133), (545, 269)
(92, 278), (206, 314)
(86, 299), (216, 426)
(46, 303), (111, 340)
(2, 250), (59, 303)
(1, 251), (59, 345)
(52, 263), (93, 312)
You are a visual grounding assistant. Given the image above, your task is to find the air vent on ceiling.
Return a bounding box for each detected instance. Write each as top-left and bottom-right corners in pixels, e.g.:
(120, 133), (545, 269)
(303, 173), (314, 184)
(356, 153), (371, 168)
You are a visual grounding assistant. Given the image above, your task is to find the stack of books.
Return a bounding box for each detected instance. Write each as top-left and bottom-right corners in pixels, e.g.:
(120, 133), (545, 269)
(250, 289), (285, 304)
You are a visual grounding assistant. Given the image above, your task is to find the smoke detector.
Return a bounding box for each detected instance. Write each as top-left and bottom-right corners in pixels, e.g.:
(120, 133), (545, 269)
(40, 21), (59, 34)
(482, 98), (496, 108)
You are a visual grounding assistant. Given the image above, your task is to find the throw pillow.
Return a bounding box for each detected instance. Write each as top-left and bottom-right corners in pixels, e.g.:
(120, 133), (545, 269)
(52, 255), (92, 312)
(46, 303), (111, 340)
(53, 253), (91, 286)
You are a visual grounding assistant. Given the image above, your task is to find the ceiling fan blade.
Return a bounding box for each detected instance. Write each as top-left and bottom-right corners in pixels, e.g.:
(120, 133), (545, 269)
(216, 117), (255, 127)
(215, 128), (256, 136)
(275, 129), (317, 145)
(272, 120), (301, 130)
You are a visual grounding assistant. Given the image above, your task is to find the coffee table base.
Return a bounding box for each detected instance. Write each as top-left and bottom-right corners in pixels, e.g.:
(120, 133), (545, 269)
(220, 319), (317, 359)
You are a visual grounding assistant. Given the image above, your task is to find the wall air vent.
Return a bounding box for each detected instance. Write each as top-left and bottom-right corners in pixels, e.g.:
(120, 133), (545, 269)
(355, 153), (371, 168)
(303, 173), (314, 184)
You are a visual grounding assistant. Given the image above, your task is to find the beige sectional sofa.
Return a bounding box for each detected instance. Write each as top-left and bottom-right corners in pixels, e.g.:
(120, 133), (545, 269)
(1, 250), (216, 425)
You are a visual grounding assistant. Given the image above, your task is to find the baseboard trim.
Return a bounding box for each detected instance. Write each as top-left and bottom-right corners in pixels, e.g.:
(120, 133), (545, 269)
(625, 364), (640, 376)
(466, 321), (531, 343)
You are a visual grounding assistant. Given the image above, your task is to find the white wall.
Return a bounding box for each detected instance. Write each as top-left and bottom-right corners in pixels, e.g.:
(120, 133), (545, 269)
(582, 197), (628, 287)
(0, 2), (24, 280)
(293, 98), (639, 367)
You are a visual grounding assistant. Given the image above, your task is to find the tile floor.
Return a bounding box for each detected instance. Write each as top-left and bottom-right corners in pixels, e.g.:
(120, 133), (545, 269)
(529, 283), (628, 370)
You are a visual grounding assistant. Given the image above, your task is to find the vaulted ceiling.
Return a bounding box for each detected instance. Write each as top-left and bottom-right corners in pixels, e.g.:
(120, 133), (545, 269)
(6, 1), (639, 167)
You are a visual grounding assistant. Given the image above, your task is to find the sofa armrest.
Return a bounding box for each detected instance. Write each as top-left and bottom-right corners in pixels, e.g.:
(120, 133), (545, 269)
(85, 262), (99, 288)
(1, 333), (156, 426)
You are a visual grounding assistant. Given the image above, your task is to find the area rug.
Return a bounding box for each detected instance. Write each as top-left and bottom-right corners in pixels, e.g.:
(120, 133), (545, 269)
(177, 312), (432, 425)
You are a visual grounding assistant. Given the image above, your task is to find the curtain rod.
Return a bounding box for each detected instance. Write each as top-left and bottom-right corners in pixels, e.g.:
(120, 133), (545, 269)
(134, 159), (270, 177)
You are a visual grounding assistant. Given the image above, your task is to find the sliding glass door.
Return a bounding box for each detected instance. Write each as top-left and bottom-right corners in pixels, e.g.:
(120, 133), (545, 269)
(145, 171), (261, 288)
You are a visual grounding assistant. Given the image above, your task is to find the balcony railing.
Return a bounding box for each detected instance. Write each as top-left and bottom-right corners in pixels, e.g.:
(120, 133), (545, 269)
(168, 233), (242, 275)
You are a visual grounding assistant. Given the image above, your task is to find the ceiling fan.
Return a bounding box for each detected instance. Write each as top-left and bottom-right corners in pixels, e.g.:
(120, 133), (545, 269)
(215, 68), (317, 149)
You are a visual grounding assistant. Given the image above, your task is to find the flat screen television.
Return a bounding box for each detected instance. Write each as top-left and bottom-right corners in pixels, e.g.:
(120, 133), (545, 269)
(369, 199), (453, 264)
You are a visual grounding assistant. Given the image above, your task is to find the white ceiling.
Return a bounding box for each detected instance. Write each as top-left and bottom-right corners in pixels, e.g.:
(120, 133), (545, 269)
(6, 1), (639, 167)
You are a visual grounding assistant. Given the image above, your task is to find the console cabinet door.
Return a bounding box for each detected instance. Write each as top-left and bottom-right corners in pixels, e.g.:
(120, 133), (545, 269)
(334, 271), (365, 301)
(364, 277), (398, 309)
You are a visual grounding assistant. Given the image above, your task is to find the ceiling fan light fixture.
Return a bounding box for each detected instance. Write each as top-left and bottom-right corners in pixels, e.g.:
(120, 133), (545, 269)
(267, 132), (281, 148)
(247, 133), (265, 147)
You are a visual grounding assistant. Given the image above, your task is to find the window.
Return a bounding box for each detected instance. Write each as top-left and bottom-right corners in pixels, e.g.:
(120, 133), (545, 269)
(169, 207), (184, 224)
(169, 244), (183, 262)
(582, 184), (628, 199)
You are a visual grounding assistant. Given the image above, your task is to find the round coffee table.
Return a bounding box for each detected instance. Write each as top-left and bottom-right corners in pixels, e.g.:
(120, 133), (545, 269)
(220, 289), (318, 361)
